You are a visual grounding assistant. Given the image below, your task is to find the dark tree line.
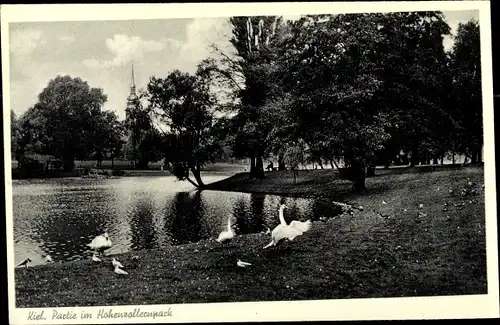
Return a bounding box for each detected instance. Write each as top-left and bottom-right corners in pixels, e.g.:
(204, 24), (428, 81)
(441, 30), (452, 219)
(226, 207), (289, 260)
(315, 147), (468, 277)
(11, 13), (482, 191)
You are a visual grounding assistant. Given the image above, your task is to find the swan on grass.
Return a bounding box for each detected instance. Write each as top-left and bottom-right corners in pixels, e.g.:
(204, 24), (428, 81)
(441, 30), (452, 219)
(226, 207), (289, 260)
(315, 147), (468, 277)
(263, 204), (311, 249)
(92, 253), (102, 263)
(87, 232), (113, 255)
(216, 217), (235, 243)
(112, 258), (124, 269)
(18, 258), (31, 268)
(237, 259), (252, 268)
(114, 266), (128, 275)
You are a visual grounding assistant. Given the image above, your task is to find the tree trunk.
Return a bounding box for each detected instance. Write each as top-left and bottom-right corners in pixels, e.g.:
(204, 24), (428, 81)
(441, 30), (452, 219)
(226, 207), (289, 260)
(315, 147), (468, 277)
(318, 160), (324, 169)
(331, 158), (339, 169)
(440, 156), (444, 166)
(432, 156), (438, 165)
(293, 170), (297, 185)
(366, 165), (375, 177)
(111, 155), (114, 169)
(254, 156), (265, 179)
(452, 151), (455, 164)
(191, 166), (205, 189)
(278, 153), (286, 171)
(410, 142), (419, 167)
(249, 156), (256, 176)
(63, 155), (75, 172)
(351, 158), (366, 192)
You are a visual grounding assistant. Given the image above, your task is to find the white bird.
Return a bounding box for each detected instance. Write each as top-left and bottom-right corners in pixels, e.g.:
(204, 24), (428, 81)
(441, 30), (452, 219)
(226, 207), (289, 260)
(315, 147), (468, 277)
(382, 200), (388, 205)
(237, 259), (252, 268)
(265, 227), (271, 235)
(112, 258), (124, 269)
(87, 232), (113, 255)
(92, 253), (102, 263)
(114, 266), (128, 275)
(17, 258), (31, 268)
(263, 204), (311, 249)
(216, 217), (235, 243)
(45, 255), (53, 263)
(419, 203), (424, 209)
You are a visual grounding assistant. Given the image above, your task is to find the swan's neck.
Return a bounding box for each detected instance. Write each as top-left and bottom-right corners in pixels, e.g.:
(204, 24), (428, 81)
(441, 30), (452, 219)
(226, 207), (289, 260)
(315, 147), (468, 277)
(279, 208), (287, 225)
(227, 218), (232, 231)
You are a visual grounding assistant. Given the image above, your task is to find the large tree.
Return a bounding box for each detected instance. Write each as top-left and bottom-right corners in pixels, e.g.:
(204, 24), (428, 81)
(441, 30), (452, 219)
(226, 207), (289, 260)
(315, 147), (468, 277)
(373, 12), (452, 167)
(146, 62), (221, 189)
(450, 19), (482, 164)
(210, 16), (286, 178)
(18, 76), (107, 171)
(276, 14), (393, 191)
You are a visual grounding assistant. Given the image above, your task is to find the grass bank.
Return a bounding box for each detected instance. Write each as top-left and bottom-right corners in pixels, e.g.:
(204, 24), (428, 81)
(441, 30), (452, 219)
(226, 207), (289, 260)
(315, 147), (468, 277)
(15, 167), (486, 307)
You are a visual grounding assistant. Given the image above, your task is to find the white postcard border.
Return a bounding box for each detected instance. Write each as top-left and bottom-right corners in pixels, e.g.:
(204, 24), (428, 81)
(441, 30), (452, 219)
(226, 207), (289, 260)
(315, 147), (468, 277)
(2, 1), (498, 324)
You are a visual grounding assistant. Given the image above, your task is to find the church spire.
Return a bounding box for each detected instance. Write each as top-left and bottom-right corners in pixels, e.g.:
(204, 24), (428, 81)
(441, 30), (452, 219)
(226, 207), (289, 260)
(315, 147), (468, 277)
(130, 61), (136, 95)
(127, 62), (139, 111)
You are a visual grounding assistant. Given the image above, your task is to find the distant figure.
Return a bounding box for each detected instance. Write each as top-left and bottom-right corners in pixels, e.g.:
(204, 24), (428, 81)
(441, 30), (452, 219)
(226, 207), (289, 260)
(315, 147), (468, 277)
(160, 165), (163, 171)
(266, 161), (274, 172)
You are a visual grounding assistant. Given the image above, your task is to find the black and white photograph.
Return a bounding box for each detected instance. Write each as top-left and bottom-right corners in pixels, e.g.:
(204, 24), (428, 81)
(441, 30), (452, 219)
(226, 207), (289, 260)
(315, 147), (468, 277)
(2, 1), (499, 323)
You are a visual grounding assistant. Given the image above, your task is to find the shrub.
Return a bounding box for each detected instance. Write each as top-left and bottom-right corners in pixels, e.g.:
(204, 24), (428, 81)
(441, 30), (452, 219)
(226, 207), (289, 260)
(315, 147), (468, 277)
(111, 169), (126, 176)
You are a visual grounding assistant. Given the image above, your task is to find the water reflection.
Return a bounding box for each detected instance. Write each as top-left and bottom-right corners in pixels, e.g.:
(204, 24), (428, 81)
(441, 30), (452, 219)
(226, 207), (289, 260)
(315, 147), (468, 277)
(129, 195), (158, 250)
(11, 176), (343, 266)
(165, 191), (205, 245)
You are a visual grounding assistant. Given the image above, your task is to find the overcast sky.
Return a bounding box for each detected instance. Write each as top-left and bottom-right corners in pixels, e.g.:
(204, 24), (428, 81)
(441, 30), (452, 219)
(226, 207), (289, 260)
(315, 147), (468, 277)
(8, 10), (479, 120)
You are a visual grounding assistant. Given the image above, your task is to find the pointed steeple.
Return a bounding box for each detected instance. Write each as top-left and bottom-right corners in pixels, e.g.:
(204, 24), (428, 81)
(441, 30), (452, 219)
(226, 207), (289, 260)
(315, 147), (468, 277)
(127, 62), (138, 110)
(130, 61), (136, 95)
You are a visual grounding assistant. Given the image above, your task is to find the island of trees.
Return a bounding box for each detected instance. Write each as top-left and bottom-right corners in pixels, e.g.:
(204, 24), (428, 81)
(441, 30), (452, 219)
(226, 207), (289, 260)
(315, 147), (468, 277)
(10, 13), (482, 192)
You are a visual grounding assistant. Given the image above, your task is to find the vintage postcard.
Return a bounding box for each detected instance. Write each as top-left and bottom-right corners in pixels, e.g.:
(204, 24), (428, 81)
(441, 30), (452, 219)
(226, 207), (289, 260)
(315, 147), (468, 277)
(2, 1), (499, 324)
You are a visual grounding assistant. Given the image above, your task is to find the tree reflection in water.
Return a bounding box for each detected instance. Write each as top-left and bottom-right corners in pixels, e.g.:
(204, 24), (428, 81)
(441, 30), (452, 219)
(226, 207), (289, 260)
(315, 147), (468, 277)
(236, 193), (267, 234)
(165, 191), (205, 245)
(30, 188), (114, 262)
(129, 195), (158, 250)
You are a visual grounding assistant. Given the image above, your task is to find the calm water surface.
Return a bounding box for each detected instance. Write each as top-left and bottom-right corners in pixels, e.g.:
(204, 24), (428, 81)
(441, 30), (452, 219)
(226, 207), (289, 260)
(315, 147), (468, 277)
(12, 174), (341, 266)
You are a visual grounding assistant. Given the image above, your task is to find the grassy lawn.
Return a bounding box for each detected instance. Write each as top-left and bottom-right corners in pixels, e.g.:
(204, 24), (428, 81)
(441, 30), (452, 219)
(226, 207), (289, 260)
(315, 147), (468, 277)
(14, 167), (486, 307)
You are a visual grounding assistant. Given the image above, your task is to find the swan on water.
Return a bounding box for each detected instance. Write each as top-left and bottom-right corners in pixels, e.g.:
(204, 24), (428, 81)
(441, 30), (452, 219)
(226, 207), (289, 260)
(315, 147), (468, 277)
(18, 258), (31, 268)
(263, 204), (311, 249)
(237, 259), (252, 268)
(87, 232), (113, 255)
(114, 266), (128, 275)
(45, 255), (53, 263)
(216, 217), (235, 243)
(112, 258), (124, 269)
(92, 253), (102, 263)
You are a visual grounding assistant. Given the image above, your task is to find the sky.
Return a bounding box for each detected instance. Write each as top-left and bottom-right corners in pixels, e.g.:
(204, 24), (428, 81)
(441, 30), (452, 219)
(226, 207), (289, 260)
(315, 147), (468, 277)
(8, 10), (479, 121)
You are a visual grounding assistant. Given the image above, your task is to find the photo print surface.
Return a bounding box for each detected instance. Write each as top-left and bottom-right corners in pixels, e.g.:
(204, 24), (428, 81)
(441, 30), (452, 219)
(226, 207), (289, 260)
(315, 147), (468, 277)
(2, 1), (498, 324)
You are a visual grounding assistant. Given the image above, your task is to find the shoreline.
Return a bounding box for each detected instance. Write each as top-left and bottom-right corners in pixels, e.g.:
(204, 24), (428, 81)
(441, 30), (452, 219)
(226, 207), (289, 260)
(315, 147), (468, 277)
(13, 166), (487, 307)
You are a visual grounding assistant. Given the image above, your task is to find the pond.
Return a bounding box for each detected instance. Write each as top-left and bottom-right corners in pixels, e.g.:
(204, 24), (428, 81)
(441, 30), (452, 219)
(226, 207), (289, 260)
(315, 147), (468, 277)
(11, 175), (343, 266)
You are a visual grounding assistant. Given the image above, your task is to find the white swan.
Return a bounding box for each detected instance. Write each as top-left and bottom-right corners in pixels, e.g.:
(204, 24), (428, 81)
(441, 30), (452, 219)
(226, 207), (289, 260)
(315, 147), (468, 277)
(17, 258), (31, 268)
(237, 259), (252, 268)
(263, 204), (311, 249)
(45, 255), (53, 263)
(112, 258), (124, 269)
(92, 254), (102, 263)
(216, 217), (235, 243)
(87, 232), (113, 254)
(114, 266), (128, 275)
